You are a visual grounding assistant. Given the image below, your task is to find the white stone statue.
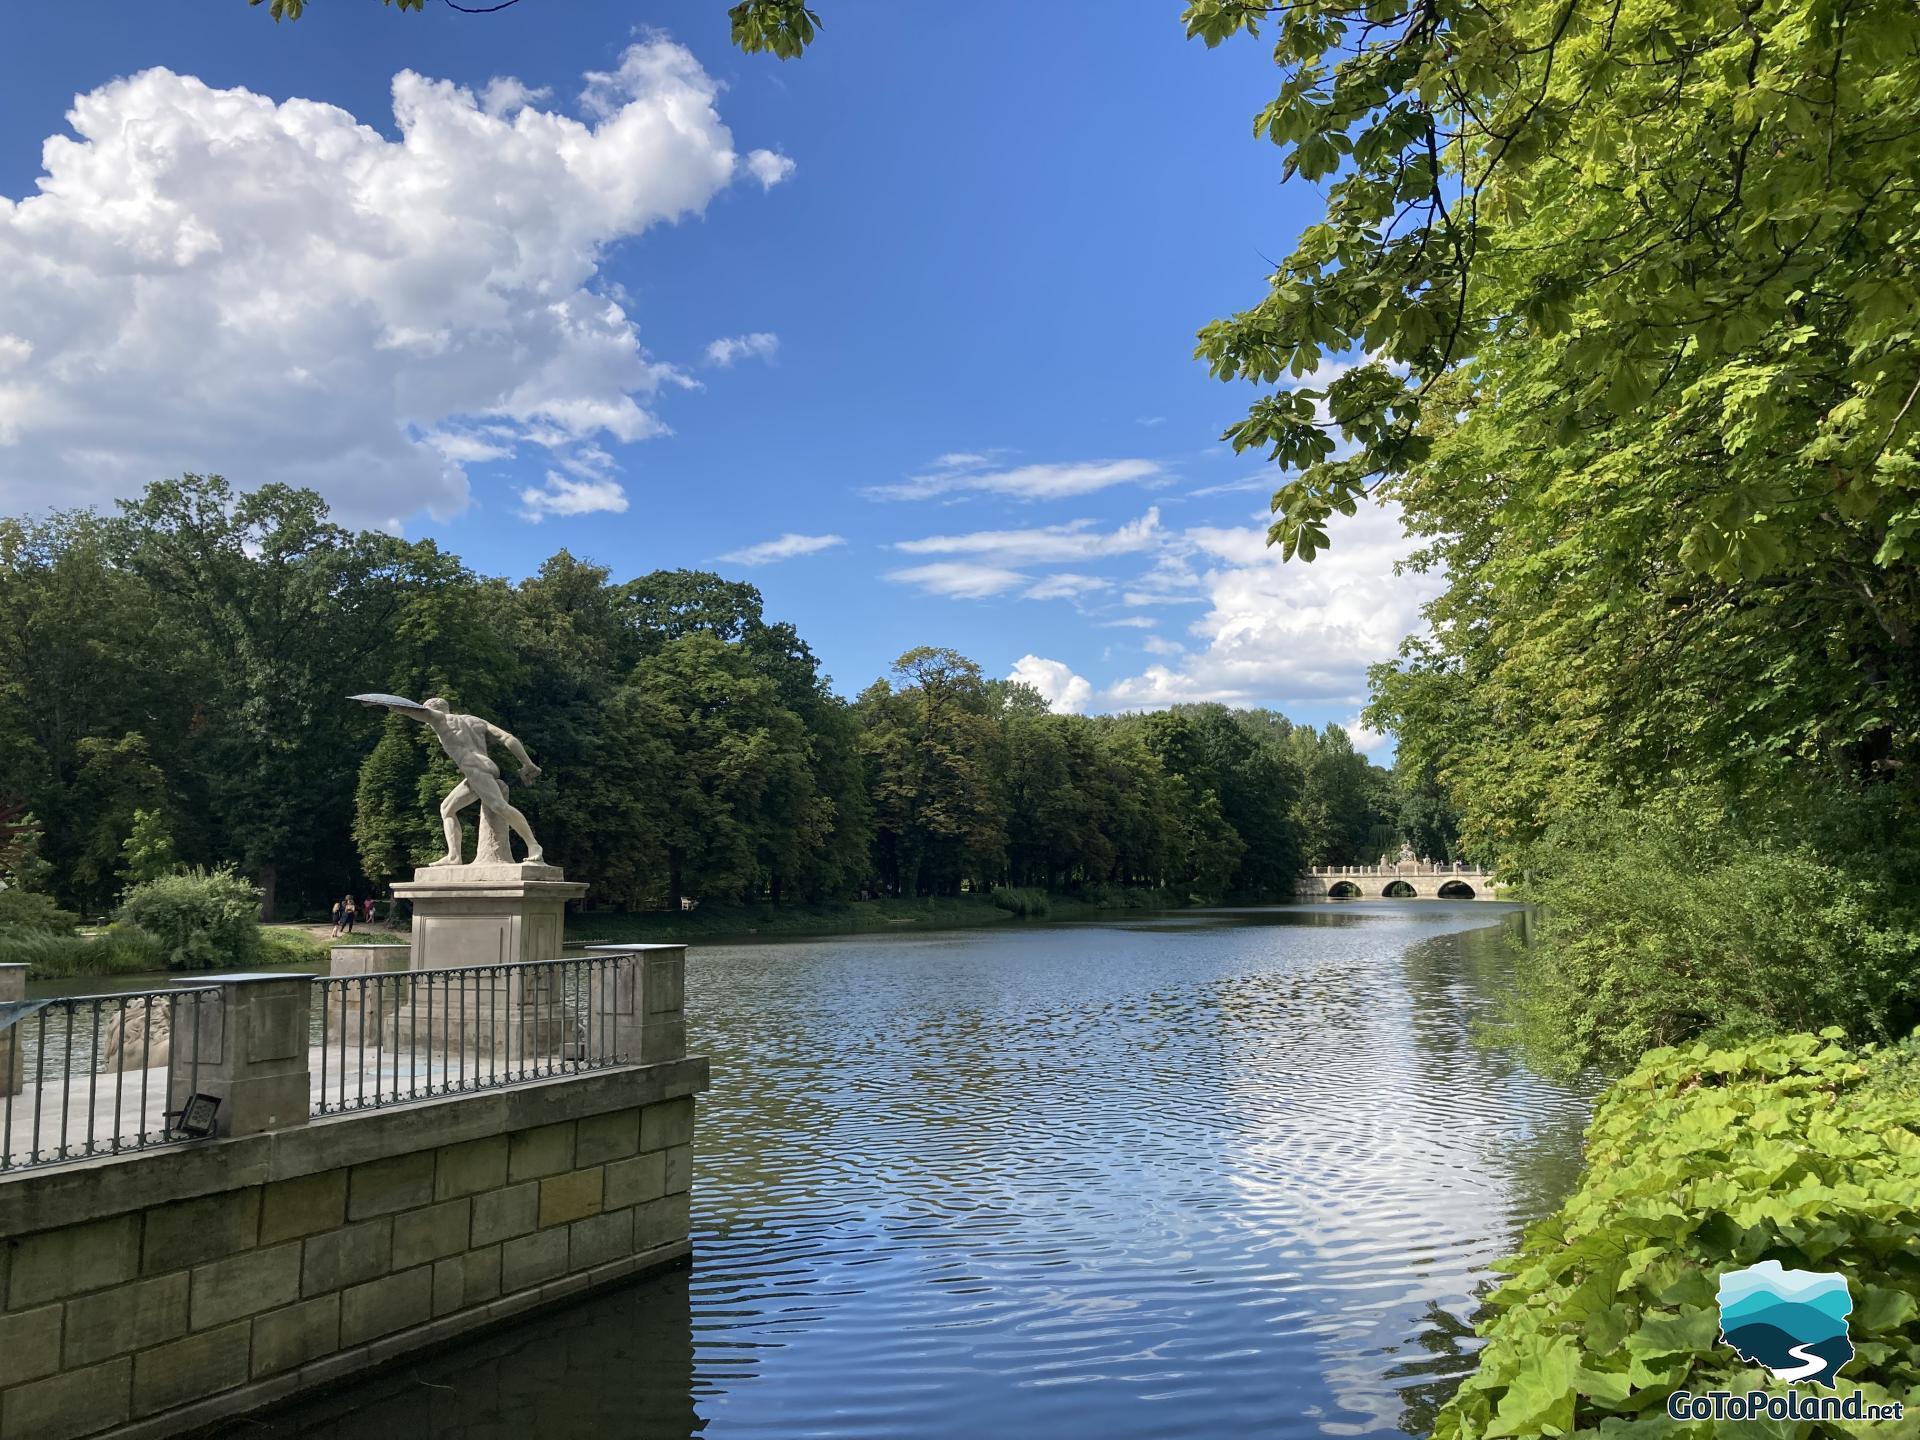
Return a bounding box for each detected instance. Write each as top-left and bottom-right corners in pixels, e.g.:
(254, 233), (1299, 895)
(352, 695), (545, 867)
(100, 1001), (169, 1072)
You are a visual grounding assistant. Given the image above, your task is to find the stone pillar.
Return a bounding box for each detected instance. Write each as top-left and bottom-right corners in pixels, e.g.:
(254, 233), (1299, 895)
(166, 974), (312, 1138)
(324, 942), (410, 1048)
(391, 863), (588, 972)
(585, 944), (686, 1064)
(0, 963), (23, 1098)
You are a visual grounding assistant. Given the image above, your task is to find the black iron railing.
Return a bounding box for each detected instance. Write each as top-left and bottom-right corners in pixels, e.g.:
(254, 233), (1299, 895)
(0, 987), (221, 1171)
(311, 955), (631, 1115)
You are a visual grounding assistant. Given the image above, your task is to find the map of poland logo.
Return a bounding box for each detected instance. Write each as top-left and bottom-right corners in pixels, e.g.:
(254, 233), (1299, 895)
(1717, 1261), (1855, 1389)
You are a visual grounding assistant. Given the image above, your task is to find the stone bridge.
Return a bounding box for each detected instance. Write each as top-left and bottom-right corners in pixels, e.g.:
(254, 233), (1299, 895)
(1294, 863), (1501, 901)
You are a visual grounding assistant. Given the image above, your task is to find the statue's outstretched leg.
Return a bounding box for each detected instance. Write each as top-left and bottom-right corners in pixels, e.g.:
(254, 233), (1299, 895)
(431, 781), (476, 866)
(498, 802), (544, 866)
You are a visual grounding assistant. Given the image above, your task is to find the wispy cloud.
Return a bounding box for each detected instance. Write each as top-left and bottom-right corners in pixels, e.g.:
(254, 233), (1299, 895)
(894, 509), (1164, 565)
(1117, 549), (1207, 606)
(1188, 475), (1274, 499)
(519, 472), (628, 522)
(705, 332), (780, 367)
(720, 532), (845, 565)
(1023, 573), (1113, 601)
(866, 454), (1163, 502)
(883, 562), (1028, 599)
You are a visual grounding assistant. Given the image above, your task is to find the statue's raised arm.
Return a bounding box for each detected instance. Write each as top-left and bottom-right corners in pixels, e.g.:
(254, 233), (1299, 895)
(484, 720), (542, 785)
(350, 694), (546, 867)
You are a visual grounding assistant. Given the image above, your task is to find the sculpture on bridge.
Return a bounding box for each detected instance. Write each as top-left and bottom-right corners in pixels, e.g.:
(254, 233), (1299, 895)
(352, 695), (546, 867)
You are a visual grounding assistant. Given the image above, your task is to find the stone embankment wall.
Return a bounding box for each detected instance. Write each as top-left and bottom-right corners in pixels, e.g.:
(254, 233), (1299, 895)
(0, 1060), (705, 1440)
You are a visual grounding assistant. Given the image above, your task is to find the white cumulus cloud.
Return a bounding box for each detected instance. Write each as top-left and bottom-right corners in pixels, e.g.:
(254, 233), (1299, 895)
(1008, 656), (1093, 714)
(1344, 714), (1392, 755)
(0, 40), (788, 526)
(705, 332), (781, 367)
(745, 150), (797, 188)
(1104, 502), (1437, 711)
(720, 532), (845, 564)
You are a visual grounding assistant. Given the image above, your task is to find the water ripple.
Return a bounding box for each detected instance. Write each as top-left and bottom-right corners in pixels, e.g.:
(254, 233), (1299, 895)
(226, 904), (1588, 1440)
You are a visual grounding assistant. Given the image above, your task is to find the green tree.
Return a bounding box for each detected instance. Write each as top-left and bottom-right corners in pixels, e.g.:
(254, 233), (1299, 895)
(110, 476), (495, 915)
(0, 514), (192, 907)
(1178, 0), (1920, 854)
(1133, 705), (1304, 891)
(627, 633), (822, 909)
(1181, 0), (1920, 577)
(1392, 754), (1462, 863)
(857, 649), (1008, 897)
(68, 735), (171, 910)
(0, 812), (53, 895)
(1289, 724), (1396, 866)
(353, 716), (446, 887)
(1004, 711), (1111, 890)
(119, 808), (179, 888)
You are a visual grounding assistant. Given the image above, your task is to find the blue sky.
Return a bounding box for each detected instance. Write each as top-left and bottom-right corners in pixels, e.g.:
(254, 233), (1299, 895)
(0, 1), (1430, 739)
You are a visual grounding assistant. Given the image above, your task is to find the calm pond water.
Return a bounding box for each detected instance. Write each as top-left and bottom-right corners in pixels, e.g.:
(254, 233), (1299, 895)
(220, 902), (1590, 1440)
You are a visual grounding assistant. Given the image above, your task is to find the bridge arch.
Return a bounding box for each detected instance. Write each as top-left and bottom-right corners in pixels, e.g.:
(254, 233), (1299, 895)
(1437, 880), (1477, 899)
(1327, 881), (1361, 899)
(1382, 880), (1416, 898)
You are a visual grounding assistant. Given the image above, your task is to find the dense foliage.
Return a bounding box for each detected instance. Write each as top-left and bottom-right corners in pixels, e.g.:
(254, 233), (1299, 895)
(1184, 0), (1920, 857)
(0, 478), (1421, 919)
(0, 851), (274, 977)
(116, 868), (266, 972)
(1176, 0), (1920, 1073)
(1506, 804), (1920, 1077)
(1181, 0), (1920, 590)
(1435, 1032), (1920, 1437)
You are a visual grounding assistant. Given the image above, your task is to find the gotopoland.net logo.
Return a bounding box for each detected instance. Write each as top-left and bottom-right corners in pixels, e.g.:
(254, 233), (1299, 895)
(1666, 1261), (1906, 1423)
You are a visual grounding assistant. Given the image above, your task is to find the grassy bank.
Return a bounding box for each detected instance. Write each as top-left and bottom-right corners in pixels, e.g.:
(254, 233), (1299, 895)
(9, 924), (329, 981)
(1435, 1031), (1920, 1437)
(565, 886), (1188, 946)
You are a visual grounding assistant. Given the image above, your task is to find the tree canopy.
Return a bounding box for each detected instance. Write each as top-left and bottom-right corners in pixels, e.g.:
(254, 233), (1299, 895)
(0, 478), (1420, 918)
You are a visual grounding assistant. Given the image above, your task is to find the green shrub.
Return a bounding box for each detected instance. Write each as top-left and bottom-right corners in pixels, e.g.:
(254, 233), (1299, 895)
(116, 867), (263, 971)
(0, 922), (164, 978)
(990, 887), (1051, 918)
(1510, 806), (1920, 1078)
(1435, 1032), (1920, 1438)
(1076, 883), (1165, 911)
(0, 887), (79, 935)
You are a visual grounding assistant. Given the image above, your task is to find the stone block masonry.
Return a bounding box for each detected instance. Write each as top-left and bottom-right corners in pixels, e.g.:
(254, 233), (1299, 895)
(0, 1061), (704, 1440)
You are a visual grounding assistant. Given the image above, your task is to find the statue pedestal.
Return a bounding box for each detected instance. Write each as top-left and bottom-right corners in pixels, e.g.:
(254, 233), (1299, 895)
(380, 863), (588, 1060)
(391, 863), (588, 972)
